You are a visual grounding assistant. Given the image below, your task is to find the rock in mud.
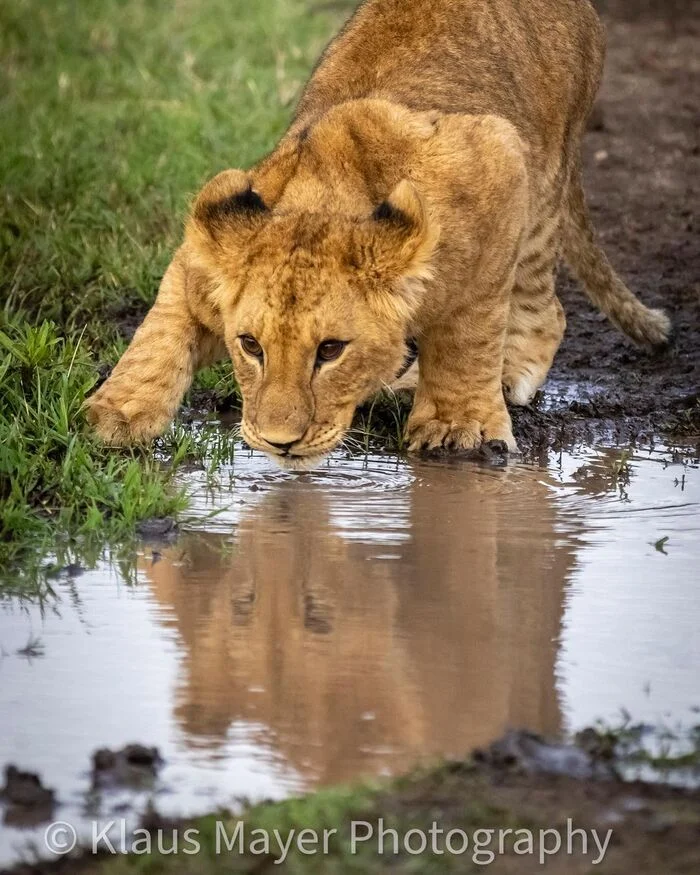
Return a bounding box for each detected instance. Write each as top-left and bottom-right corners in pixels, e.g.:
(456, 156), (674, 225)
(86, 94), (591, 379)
(475, 730), (618, 781)
(136, 517), (178, 540)
(422, 439), (511, 466)
(1, 765), (56, 826)
(92, 744), (163, 790)
(479, 439), (510, 464)
(575, 726), (620, 761)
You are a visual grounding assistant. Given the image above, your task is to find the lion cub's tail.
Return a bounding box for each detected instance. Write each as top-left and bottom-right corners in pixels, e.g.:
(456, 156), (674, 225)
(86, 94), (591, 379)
(562, 172), (672, 350)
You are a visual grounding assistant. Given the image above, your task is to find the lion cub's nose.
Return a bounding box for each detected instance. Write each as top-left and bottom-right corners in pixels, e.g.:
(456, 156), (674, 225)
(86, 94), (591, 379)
(255, 389), (312, 452)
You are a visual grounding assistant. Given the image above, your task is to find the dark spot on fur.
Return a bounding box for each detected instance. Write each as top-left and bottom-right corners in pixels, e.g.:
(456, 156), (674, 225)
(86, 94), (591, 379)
(372, 200), (411, 227)
(198, 187), (269, 227)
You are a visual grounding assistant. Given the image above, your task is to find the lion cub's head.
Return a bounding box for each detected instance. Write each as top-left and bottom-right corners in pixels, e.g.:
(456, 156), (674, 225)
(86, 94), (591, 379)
(186, 170), (438, 470)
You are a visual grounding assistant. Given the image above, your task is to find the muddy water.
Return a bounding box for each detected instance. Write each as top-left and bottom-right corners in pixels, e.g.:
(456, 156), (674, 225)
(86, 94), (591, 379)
(1, 443), (699, 862)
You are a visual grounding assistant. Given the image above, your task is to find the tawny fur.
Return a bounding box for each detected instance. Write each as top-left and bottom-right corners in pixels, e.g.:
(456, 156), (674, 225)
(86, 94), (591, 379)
(86, 0), (671, 466)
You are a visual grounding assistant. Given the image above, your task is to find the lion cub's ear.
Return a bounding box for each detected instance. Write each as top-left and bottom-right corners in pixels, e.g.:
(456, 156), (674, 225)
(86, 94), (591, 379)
(361, 180), (439, 283)
(187, 169), (270, 257)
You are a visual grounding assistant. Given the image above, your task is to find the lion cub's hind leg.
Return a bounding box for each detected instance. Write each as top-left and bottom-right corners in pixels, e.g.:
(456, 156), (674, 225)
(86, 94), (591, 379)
(502, 231), (566, 407)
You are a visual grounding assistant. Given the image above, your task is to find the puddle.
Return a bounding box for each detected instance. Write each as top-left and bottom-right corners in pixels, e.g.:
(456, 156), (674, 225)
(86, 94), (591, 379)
(1, 443), (699, 864)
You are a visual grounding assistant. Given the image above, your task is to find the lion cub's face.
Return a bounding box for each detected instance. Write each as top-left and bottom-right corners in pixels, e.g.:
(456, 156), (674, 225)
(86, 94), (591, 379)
(229, 262), (407, 469)
(187, 171), (437, 470)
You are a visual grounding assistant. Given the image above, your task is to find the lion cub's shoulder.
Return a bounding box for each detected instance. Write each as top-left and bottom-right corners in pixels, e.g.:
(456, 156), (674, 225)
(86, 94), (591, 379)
(415, 113), (529, 227)
(428, 114), (527, 179)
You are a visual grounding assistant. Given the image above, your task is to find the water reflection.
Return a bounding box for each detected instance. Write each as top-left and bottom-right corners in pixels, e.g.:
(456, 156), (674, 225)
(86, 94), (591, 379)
(2, 447), (699, 866)
(143, 458), (578, 786)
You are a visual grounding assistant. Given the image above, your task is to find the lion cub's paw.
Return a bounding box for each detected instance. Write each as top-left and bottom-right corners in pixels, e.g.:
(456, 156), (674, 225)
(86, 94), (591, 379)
(84, 388), (168, 446)
(502, 372), (541, 407)
(406, 417), (518, 455)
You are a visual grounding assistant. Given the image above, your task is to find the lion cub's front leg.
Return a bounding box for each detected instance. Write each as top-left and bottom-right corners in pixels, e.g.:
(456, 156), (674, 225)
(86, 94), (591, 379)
(401, 113), (528, 456)
(407, 295), (516, 454)
(86, 248), (224, 444)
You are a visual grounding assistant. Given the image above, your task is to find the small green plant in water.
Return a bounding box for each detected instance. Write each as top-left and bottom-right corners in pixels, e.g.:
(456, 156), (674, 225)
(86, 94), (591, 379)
(654, 536), (670, 554)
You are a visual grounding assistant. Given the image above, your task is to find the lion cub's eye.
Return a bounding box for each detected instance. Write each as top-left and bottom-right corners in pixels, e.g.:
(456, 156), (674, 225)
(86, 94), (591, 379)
(316, 340), (347, 364)
(239, 335), (263, 359)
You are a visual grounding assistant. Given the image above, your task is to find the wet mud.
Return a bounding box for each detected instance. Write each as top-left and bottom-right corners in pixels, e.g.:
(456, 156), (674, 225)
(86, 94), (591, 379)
(0, 768), (55, 829)
(91, 745), (162, 792)
(511, 0), (700, 451)
(5, 731), (700, 874)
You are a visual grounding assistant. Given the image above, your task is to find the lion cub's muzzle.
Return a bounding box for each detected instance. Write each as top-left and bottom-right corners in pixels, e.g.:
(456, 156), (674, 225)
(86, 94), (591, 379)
(241, 417), (346, 471)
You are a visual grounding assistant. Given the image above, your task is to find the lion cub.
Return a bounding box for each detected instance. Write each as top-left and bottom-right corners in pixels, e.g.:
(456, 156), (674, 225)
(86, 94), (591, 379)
(87, 0), (670, 468)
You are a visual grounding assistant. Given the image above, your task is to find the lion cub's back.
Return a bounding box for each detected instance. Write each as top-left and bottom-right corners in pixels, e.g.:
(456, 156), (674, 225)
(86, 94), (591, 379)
(297, 0), (605, 155)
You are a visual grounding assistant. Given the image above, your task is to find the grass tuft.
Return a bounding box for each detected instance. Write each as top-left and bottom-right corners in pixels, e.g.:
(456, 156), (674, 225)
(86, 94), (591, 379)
(0, 317), (188, 592)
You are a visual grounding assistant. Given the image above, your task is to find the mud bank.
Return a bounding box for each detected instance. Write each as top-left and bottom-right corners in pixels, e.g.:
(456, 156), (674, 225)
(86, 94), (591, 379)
(510, 0), (700, 451)
(5, 732), (700, 874)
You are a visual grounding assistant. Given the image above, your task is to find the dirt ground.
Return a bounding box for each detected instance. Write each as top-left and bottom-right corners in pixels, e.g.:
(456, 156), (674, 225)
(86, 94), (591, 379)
(512, 0), (699, 454)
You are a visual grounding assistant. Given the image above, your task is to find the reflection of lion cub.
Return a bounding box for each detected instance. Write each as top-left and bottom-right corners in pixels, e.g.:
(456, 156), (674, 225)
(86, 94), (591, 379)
(87, 0), (670, 468)
(143, 470), (570, 783)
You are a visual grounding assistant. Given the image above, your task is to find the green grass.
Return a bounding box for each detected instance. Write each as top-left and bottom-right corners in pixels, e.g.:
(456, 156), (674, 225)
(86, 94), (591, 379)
(577, 716), (700, 779)
(1, 0), (338, 337)
(0, 317), (188, 592)
(0, 0), (343, 587)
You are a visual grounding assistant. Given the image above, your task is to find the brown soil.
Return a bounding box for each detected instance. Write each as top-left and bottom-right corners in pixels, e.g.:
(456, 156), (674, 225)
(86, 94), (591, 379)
(378, 762), (700, 874)
(512, 0), (700, 454)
